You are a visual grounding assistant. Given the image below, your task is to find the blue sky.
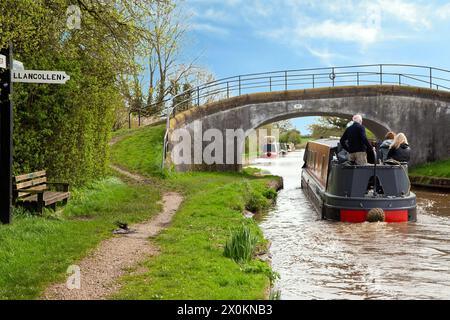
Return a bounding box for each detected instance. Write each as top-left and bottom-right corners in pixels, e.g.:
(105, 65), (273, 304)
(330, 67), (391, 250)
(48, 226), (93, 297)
(180, 0), (450, 134)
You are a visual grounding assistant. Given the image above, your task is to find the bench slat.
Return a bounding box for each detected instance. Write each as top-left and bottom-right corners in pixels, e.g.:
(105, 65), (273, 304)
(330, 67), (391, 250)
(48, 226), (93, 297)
(14, 170), (47, 183)
(20, 191), (70, 204)
(15, 177), (47, 190)
(45, 192), (70, 205)
(17, 184), (48, 199)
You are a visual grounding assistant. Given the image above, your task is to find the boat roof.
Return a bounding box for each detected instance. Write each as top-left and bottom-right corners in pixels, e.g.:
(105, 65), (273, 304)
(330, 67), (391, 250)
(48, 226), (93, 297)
(309, 139), (340, 149)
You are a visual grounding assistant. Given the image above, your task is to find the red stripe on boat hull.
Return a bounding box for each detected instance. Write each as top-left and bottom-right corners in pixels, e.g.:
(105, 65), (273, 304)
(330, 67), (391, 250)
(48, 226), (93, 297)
(340, 210), (367, 223)
(384, 210), (408, 223)
(340, 209), (409, 223)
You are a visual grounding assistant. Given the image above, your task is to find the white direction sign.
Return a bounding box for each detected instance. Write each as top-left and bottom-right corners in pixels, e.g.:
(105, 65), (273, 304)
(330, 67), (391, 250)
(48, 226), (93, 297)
(0, 54), (6, 69)
(12, 70), (70, 84)
(13, 60), (24, 70)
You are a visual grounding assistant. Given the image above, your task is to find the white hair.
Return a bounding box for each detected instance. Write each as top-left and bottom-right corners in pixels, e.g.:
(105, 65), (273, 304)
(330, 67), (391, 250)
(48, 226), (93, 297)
(352, 114), (363, 124)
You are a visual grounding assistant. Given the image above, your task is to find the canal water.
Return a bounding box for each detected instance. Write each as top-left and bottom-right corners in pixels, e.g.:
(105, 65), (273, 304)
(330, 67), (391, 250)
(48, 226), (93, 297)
(250, 151), (450, 300)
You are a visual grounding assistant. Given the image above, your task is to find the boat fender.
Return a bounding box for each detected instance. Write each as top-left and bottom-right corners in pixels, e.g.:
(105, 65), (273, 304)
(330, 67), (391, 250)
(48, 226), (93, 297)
(368, 208), (385, 222)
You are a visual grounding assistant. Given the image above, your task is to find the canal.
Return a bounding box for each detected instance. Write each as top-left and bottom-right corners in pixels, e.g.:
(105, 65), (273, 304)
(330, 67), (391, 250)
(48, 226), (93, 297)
(250, 151), (450, 300)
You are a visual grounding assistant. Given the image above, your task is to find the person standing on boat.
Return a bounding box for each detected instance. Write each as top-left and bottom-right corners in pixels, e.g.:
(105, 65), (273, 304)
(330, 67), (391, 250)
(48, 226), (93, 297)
(387, 133), (411, 163)
(340, 115), (375, 165)
(379, 132), (396, 162)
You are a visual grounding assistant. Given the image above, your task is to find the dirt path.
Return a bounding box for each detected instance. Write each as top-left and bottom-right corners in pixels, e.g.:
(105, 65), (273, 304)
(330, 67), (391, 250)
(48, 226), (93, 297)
(110, 164), (149, 183)
(43, 132), (182, 300)
(43, 191), (182, 300)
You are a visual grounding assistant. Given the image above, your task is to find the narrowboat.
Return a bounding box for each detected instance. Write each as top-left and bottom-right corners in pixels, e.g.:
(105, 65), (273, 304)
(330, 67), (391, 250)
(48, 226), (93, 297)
(301, 139), (417, 223)
(261, 136), (279, 159)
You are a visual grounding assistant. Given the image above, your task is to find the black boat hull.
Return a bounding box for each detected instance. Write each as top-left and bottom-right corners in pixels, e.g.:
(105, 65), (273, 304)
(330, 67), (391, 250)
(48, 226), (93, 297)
(301, 169), (417, 223)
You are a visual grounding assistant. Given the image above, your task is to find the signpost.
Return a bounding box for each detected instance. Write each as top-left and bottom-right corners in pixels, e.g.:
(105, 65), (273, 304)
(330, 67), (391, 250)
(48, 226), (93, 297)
(12, 70), (70, 84)
(0, 46), (13, 224)
(0, 54), (6, 69)
(0, 45), (70, 224)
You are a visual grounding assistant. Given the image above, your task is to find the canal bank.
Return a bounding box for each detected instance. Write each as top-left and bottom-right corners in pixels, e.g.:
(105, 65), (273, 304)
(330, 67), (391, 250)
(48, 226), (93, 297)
(409, 175), (450, 190)
(109, 124), (282, 300)
(409, 159), (450, 190)
(0, 124), (282, 300)
(250, 151), (450, 300)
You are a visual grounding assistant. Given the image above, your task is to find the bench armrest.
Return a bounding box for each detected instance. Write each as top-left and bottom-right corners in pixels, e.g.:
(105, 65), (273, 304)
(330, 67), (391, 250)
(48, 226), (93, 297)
(47, 182), (70, 192)
(13, 188), (46, 194)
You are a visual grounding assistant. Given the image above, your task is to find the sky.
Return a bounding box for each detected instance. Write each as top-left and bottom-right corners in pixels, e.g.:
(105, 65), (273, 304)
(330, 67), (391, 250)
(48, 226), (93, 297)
(180, 0), (450, 134)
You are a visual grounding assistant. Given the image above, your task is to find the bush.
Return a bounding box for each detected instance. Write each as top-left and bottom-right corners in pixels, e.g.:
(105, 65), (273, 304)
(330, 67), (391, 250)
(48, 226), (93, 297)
(224, 225), (258, 263)
(245, 191), (269, 213)
(263, 188), (277, 200)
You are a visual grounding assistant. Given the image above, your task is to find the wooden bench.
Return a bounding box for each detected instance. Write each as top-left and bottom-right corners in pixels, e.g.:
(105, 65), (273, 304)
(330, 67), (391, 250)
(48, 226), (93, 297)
(13, 170), (70, 213)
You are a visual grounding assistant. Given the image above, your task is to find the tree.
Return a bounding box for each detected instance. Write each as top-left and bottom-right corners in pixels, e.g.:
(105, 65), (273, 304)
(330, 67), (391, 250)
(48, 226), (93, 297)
(144, 0), (191, 114)
(318, 117), (350, 129)
(273, 120), (294, 133)
(0, 0), (158, 185)
(309, 116), (350, 139)
(280, 129), (302, 145)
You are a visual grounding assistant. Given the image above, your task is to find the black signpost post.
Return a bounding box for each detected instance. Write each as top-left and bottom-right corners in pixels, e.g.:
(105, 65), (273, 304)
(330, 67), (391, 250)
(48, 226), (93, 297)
(0, 45), (13, 224)
(0, 45), (70, 225)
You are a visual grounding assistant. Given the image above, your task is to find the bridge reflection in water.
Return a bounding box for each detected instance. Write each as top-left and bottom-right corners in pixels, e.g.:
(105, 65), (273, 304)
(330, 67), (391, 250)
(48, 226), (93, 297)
(249, 151), (450, 300)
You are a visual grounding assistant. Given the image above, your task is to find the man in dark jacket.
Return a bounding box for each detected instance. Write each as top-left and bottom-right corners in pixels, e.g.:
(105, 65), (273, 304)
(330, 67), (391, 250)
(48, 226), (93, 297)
(340, 115), (375, 165)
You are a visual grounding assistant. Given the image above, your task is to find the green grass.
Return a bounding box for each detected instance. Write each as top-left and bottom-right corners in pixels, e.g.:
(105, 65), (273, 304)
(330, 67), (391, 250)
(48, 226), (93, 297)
(0, 121), (280, 300)
(0, 177), (161, 300)
(298, 136), (314, 149)
(409, 158), (450, 178)
(224, 225), (258, 264)
(114, 172), (277, 300)
(110, 124), (165, 177)
(109, 124), (280, 300)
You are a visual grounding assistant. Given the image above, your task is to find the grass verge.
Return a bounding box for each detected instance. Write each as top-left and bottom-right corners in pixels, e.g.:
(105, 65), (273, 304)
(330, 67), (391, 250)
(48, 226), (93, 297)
(0, 177), (161, 300)
(113, 172), (278, 300)
(409, 158), (450, 178)
(110, 124), (165, 177)
(110, 126), (281, 300)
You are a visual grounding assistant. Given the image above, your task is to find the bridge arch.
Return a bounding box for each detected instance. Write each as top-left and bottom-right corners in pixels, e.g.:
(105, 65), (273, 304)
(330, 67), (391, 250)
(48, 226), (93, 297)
(249, 108), (391, 139)
(167, 85), (450, 172)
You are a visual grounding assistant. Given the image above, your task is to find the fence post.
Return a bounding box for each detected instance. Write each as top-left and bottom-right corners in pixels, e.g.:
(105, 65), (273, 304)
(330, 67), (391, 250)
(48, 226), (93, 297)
(399, 74), (401, 85)
(197, 87), (200, 106)
(284, 71), (288, 90)
(332, 68), (335, 87)
(380, 65), (383, 85)
(429, 68), (433, 89)
(227, 82), (230, 99)
(269, 77), (272, 92)
(138, 109), (141, 127)
(357, 72), (360, 86)
(128, 111), (131, 129)
(238, 76), (241, 96)
(312, 74), (315, 88)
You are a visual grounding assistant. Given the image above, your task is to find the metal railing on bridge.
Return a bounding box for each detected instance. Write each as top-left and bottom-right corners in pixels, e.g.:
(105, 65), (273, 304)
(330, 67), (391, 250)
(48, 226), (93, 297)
(162, 63), (450, 168)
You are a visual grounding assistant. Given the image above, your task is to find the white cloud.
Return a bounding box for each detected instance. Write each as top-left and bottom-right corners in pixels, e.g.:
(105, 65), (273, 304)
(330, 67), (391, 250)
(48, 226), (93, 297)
(297, 20), (379, 45)
(187, 0), (442, 65)
(190, 23), (230, 36)
(437, 3), (450, 19)
(304, 46), (340, 65)
(377, 0), (431, 29)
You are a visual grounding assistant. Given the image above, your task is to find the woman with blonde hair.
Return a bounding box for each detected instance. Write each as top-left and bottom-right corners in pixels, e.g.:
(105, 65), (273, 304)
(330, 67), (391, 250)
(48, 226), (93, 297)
(387, 133), (411, 163)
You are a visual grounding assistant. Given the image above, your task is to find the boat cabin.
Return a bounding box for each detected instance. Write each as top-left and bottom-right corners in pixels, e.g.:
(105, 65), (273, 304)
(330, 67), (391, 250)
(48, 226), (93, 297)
(301, 140), (417, 223)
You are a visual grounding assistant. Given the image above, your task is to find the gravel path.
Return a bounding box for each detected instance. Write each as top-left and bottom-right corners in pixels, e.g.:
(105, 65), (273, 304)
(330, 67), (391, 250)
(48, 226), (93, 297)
(42, 188), (182, 300)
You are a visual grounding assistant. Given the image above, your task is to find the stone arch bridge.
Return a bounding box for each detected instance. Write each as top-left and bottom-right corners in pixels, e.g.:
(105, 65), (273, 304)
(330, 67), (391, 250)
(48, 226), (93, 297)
(163, 64), (450, 171)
